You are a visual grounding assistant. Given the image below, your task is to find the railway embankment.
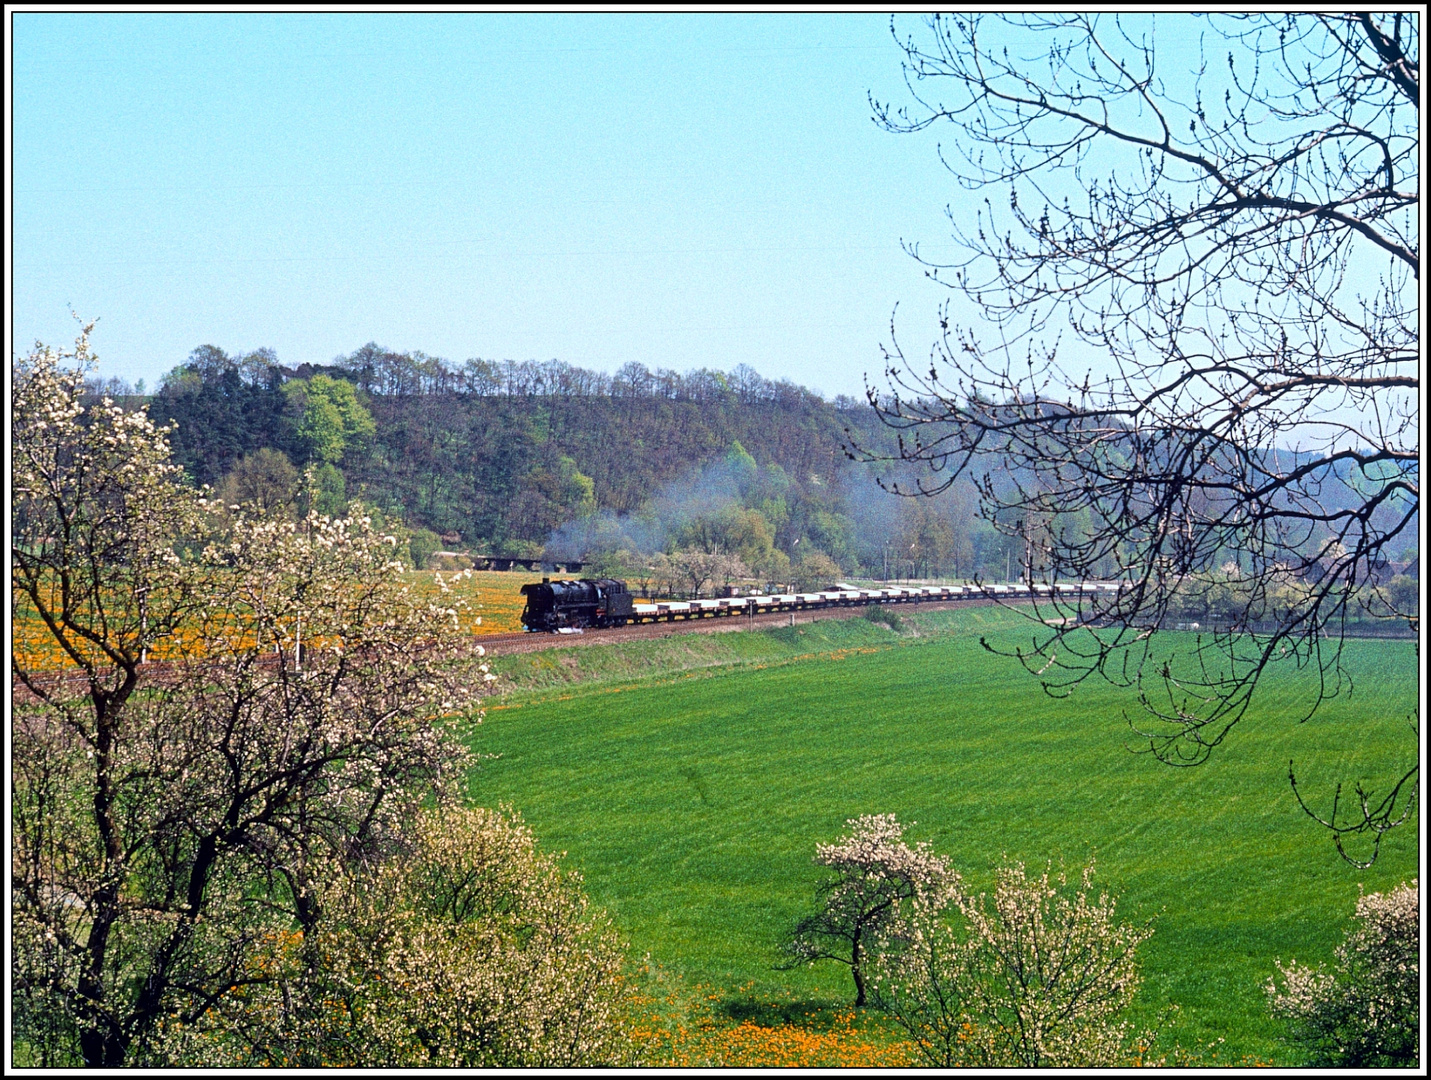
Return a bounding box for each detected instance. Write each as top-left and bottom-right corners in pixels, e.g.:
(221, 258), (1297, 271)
(481, 604), (1024, 699)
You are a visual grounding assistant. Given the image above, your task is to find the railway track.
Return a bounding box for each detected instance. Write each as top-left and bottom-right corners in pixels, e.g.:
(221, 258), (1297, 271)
(478, 596), (1002, 656)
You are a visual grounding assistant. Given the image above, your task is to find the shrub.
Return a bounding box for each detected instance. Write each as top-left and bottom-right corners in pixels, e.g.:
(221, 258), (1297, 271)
(1267, 879), (1419, 1067)
(152, 806), (637, 1067)
(791, 550), (841, 592)
(409, 527), (442, 569)
(872, 857), (1155, 1067)
(862, 604), (905, 632)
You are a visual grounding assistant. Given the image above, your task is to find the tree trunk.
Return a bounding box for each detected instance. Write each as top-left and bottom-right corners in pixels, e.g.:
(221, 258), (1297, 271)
(851, 934), (867, 1007)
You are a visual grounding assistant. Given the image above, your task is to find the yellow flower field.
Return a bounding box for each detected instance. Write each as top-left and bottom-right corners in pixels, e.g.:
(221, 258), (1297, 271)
(623, 979), (916, 1068)
(11, 570), (536, 674)
(406, 569), (530, 635)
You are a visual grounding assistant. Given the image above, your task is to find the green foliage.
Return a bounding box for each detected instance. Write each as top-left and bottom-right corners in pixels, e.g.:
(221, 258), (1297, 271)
(409, 527), (443, 570)
(791, 550), (841, 591)
(150, 345), (287, 486)
(1380, 575), (1419, 616)
(803, 509), (857, 569)
(215, 448), (301, 520)
(285, 374), (375, 466)
(556, 455), (597, 517)
(582, 546), (643, 582)
(152, 344), (1405, 587)
(755, 548), (792, 591)
(156, 348), (906, 564)
(862, 604), (905, 632)
(724, 440), (759, 494)
(151, 807), (636, 1068)
(676, 505), (775, 567)
(510, 455), (598, 540)
(312, 462), (347, 518)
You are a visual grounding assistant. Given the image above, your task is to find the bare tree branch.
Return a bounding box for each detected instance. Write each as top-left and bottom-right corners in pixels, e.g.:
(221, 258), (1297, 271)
(857, 13), (1418, 862)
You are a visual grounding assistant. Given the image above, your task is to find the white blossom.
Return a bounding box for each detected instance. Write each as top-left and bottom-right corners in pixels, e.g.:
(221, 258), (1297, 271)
(1267, 880), (1418, 1066)
(12, 328), (492, 1068)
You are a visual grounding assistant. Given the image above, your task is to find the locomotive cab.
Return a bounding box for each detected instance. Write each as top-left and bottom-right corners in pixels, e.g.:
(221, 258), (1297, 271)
(520, 577), (635, 632)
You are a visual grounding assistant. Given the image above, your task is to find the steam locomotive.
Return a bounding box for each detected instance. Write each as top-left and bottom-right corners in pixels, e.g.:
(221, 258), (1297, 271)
(519, 577), (1126, 632)
(519, 577), (635, 631)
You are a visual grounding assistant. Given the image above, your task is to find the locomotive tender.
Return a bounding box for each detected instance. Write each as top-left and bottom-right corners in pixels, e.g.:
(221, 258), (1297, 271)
(520, 577), (1126, 633)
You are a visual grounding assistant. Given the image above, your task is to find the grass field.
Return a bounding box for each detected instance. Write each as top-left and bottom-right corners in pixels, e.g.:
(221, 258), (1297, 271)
(467, 607), (1419, 1064)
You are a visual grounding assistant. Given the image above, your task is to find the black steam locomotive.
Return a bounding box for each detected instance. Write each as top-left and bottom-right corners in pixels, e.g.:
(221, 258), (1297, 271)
(519, 577), (635, 632)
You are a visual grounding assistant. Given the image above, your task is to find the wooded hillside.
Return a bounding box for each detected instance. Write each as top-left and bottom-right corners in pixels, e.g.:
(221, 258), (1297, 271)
(133, 344), (998, 580)
(91, 341), (1411, 590)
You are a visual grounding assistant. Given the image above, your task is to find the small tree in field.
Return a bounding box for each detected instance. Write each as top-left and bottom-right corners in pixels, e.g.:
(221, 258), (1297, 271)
(668, 549), (723, 599)
(872, 858), (1154, 1068)
(1267, 880), (1419, 1067)
(791, 550), (842, 592)
(779, 815), (957, 1007)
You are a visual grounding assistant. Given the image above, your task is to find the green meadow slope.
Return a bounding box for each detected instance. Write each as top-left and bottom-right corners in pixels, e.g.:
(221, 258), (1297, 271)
(470, 608), (1418, 1062)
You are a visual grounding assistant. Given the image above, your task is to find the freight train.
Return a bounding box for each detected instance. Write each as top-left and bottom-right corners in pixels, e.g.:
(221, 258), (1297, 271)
(519, 576), (1126, 633)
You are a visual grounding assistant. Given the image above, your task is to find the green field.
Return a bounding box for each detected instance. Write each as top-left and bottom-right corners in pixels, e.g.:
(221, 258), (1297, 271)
(469, 608), (1419, 1063)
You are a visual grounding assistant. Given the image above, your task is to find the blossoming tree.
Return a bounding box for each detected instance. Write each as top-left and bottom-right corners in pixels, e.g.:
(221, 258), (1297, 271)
(779, 814), (958, 1007)
(1267, 880), (1419, 1067)
(152, 806), (634, 1067)
(12, 328), (490, 1067)
(872, 857), (1154, 1067)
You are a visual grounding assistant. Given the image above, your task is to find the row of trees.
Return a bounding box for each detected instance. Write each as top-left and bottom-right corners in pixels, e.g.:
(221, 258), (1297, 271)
(142, 345), (875, 559)
(328, 345), (851, 409)
(148, 356), (1051, 584)
(140, 336), (1412, 593)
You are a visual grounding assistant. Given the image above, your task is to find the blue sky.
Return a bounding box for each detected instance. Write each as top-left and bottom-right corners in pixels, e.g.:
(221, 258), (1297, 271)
(12, 11), (975, 398)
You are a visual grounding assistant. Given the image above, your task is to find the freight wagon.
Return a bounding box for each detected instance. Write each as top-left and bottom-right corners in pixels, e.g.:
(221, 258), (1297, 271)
(519, 578), (1126, 632)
